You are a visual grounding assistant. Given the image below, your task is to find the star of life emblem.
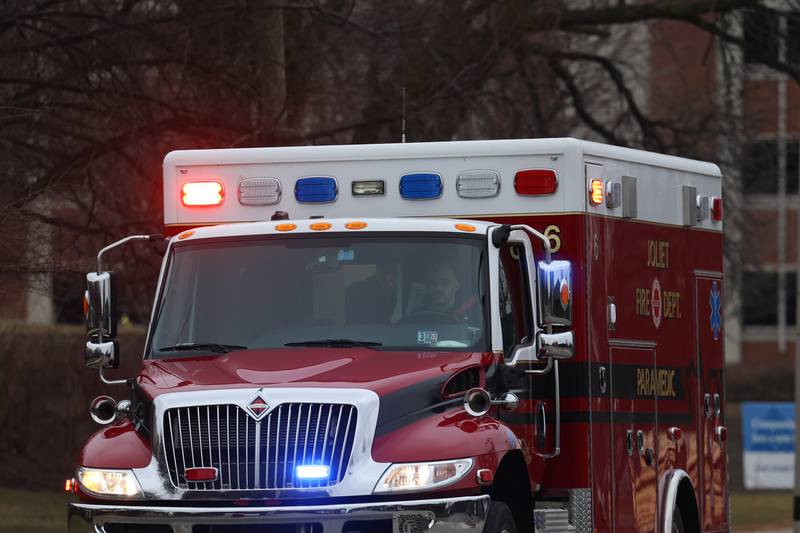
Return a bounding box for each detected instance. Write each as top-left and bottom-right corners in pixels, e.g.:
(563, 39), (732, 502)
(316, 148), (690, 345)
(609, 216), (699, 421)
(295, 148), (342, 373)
(651, 278), (662, 330)
(246, 394), (270, 420)
(710, 281), (722, 341)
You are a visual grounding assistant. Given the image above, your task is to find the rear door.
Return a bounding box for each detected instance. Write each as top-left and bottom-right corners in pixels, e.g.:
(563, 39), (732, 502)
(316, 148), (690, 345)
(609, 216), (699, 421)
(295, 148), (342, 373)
(695, 275), (727, 531)
(610, 343), (658, 533)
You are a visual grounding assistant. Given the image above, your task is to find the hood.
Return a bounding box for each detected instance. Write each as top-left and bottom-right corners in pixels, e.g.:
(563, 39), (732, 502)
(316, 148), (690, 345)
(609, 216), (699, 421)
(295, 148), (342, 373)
(139, 348), (493, 398)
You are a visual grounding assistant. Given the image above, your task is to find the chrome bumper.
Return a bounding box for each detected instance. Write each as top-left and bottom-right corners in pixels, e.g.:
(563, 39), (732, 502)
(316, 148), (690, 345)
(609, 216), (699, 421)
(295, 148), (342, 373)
(68, 494), (490, 533)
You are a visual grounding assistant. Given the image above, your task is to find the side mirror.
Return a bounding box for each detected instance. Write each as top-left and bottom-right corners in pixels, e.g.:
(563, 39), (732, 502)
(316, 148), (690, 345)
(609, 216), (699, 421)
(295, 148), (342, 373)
(85, 272), (117, 338)
(85, 340), (120, 369)
(537, 260), (572, 327)
(537, 331), (575, 360)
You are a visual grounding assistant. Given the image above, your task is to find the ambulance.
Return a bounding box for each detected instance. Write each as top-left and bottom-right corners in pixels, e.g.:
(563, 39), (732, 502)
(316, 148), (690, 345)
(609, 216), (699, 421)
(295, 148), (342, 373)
(70, 138), (726, 533)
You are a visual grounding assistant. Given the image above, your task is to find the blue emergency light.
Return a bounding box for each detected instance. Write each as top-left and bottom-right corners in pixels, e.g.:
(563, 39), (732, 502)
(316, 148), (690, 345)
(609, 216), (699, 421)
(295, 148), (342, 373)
(399, 173), (442, 200)
(295, 177), (338, 203)
(295, 464), (330, 480)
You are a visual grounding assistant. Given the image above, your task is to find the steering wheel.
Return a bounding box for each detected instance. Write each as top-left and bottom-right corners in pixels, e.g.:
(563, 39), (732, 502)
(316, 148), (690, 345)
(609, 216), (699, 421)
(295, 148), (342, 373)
(398, 310), (462, 324)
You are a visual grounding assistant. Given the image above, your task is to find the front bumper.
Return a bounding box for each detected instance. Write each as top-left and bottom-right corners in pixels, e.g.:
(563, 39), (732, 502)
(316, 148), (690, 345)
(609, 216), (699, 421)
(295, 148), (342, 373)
(68, 494), (490, 533)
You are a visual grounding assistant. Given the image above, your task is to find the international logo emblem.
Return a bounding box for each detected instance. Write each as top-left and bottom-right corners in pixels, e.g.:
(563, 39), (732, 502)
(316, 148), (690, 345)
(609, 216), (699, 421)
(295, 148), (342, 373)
(710, 281), (721, 341)
(651, 278), (662, 329)
(246, 394), (270, 420)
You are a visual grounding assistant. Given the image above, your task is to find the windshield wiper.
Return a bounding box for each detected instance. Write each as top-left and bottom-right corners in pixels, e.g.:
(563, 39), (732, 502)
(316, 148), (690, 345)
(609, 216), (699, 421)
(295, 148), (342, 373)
(158, 342), (248, 354)
(284, 338), (383, 349)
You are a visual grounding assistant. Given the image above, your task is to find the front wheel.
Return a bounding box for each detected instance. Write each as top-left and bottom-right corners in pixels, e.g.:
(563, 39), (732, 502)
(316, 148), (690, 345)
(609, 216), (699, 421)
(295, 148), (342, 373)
(671, 505), (685, 533)
(483, 501), (517, 533)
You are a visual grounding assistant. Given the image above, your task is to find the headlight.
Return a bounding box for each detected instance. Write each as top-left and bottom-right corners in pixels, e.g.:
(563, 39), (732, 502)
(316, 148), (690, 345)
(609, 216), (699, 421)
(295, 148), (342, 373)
(373, 458), (473, 493)
(77, 467), (143, 498)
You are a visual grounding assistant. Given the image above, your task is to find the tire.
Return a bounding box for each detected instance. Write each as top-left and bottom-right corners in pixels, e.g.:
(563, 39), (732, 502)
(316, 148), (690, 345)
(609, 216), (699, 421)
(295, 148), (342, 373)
(671, 505), (686, 533)
(483, 501), (518, 533)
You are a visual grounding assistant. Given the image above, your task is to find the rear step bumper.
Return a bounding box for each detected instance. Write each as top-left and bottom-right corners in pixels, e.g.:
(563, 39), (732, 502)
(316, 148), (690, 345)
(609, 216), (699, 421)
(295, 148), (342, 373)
(68, 494), (490, 533)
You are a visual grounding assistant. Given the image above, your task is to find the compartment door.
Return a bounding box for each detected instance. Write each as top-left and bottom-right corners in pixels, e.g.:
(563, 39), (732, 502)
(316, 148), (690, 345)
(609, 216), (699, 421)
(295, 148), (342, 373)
(695, 276), (727, 531)
(611, 344), (657, 533)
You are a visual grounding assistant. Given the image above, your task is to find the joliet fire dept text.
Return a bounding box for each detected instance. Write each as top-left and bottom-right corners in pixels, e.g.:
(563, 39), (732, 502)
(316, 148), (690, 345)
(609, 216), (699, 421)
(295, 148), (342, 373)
(70, 138), (726, 533)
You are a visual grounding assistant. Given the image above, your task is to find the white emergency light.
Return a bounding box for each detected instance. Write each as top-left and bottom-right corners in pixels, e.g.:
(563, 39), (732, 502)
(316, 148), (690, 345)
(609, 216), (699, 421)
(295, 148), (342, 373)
(238, 177), (281, 206)
(456, 170), (500, 198)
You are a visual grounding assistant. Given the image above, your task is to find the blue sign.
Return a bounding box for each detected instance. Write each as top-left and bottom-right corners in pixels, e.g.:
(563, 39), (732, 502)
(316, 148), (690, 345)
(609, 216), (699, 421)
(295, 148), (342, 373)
(742, 402), (795, 453)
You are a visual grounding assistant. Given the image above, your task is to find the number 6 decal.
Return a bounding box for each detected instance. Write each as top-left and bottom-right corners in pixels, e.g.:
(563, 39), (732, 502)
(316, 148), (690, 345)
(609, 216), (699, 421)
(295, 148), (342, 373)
(544, 225), (561, 253)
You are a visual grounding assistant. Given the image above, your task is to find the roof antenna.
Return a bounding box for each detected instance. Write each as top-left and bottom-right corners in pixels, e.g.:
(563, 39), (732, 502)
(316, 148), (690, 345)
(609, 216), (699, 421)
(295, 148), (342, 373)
(401, 87), (406, 143)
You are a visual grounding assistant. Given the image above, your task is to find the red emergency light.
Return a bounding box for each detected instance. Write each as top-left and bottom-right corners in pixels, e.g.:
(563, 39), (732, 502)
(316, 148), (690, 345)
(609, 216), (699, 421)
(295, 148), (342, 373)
(514, 169), (558, 196)
(711, 197), (723, 222)
(182, 181), (224, 207)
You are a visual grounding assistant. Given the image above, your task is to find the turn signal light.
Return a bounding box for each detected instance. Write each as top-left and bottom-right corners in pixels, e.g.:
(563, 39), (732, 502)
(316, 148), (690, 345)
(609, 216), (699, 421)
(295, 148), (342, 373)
(514, 169), (558, 196)
(182, 181), (224, 206)
(589, 179), (604, 205)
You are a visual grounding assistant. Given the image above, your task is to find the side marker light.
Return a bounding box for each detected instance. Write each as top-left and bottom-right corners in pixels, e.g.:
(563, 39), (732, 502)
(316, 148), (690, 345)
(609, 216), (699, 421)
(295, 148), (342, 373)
(711, 197), (723, 222)
(589, 179), (604, 205)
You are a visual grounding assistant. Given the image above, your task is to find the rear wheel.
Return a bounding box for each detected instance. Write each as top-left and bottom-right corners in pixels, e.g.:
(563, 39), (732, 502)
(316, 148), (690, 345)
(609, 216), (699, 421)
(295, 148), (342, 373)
(671, 505), (685, 533)
(483, 501), (518, 533)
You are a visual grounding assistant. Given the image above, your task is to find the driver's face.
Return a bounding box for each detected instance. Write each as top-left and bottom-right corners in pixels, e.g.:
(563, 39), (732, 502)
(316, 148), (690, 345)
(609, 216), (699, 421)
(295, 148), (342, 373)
(426, 266), (460, 311)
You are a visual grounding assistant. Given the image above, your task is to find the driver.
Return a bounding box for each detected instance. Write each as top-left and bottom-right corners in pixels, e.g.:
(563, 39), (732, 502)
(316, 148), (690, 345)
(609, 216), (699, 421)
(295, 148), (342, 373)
(423, 264), (477, 321)
(425, 264), (461, 313)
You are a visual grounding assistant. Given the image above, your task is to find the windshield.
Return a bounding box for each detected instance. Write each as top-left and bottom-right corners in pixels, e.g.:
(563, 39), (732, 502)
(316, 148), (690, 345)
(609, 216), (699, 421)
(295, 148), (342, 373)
(149, 233), (488, 357)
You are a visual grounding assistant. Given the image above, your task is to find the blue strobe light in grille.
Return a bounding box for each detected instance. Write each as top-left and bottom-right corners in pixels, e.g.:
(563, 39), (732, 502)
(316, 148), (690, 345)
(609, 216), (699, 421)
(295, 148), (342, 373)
(399, 173), (442, 200)
(295, 177), (338, 203)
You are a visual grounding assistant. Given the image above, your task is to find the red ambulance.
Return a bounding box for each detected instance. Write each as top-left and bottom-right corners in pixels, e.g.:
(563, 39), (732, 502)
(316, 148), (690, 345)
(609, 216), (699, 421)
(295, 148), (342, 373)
(70, 138), (726, 533)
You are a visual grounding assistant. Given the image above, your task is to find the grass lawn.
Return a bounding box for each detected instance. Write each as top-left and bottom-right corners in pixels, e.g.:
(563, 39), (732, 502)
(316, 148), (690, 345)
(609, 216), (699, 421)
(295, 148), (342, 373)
(0, 487), (793, 532)
(731, 491), (793, 530)
(0, 488), (72, 533)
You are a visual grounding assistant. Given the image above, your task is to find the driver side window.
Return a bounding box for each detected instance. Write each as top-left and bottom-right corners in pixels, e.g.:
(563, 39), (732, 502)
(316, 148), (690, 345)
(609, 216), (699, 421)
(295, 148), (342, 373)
(498, 244), (533, 358)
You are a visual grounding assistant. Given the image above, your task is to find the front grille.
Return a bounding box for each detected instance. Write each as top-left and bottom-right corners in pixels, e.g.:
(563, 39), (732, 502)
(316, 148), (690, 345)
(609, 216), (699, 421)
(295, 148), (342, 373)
(163, 403), (357, 490)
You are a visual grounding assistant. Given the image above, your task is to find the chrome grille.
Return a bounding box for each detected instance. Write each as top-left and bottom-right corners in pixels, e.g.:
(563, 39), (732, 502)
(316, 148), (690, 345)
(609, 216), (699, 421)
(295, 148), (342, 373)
(162, 403), (357, 490)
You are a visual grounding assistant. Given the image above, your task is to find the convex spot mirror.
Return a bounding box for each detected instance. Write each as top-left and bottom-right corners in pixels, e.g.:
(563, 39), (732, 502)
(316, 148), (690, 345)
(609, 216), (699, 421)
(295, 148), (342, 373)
(537, 260), (572, 327)
(85, 339), (119, 369)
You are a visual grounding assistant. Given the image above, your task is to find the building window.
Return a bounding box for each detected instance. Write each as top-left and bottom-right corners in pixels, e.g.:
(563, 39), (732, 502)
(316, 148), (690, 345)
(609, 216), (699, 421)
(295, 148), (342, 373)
(742, 271), (796, 326)
(742, 140), (799, 194)
(744, 10), (779, 65)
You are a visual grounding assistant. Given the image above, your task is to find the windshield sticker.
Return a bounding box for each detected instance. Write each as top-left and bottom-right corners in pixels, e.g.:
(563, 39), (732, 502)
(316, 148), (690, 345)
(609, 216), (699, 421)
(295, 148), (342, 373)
(417, 330), (439, 345)
(337, 249), (354, 261)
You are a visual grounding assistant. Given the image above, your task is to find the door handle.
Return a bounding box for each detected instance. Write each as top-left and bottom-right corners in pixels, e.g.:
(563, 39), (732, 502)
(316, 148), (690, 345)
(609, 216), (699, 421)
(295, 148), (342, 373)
(636, 430), (645, 456)
(626, 429), (634, 456)
(704, 393), (712, 419)
(713, 393), (721, 417)
(598, 366), (608, 395)
(715, 425), (728, 443)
